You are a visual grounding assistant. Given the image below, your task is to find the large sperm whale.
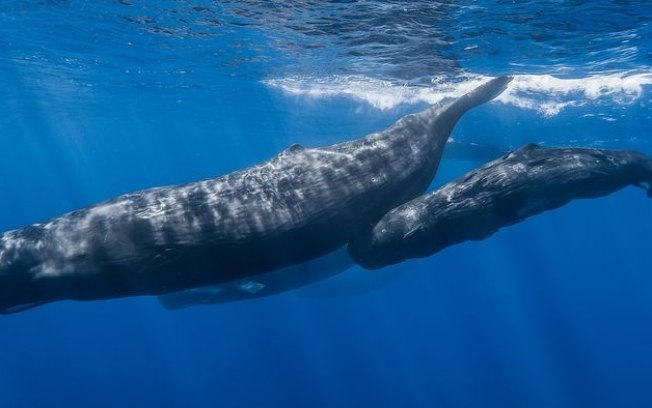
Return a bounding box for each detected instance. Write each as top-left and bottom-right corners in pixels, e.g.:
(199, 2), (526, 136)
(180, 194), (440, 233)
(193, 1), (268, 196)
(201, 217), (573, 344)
(349, 144), (652, 269)
(0, 76), (512, 313)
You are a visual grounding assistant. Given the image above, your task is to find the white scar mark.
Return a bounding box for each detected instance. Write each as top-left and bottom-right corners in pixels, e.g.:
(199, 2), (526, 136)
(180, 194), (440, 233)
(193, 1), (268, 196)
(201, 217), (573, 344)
(0, 232), (29, 266)
(238, 281), (265, 294)
(512, 163), (527, 173)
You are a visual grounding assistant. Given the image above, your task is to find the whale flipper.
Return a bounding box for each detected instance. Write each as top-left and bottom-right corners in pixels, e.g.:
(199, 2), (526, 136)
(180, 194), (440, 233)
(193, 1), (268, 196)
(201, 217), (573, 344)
(441, 76), (511, 130)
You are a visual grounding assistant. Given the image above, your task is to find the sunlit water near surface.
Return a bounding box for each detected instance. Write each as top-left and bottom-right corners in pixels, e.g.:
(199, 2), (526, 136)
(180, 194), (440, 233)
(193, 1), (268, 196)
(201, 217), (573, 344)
(1, 1), (652, 407)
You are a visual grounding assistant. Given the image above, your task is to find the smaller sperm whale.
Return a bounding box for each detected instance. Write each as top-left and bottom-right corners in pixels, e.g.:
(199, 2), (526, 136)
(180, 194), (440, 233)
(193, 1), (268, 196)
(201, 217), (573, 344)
(349, 144), (652, 269)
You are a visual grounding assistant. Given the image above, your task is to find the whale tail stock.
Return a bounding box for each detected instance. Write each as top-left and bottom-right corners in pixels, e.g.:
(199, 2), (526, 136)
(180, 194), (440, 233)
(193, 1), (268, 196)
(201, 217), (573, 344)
(405, 75), (513, 152)
(418, 75), (514, 189)
(441, 75), (513, 129)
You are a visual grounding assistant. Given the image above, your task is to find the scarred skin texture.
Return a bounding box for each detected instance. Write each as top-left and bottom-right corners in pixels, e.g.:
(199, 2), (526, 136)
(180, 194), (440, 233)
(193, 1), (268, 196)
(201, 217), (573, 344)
(162, 144), (652, 310)
(349, 144), (652, 269)
(155, 140), (513, 311)
(0, 76), (512, 313)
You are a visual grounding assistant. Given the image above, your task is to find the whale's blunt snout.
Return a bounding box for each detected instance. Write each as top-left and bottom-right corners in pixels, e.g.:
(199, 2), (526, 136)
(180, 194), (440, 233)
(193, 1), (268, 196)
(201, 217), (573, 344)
(444, 75), (513, 123)
(349, 219), (411, 270)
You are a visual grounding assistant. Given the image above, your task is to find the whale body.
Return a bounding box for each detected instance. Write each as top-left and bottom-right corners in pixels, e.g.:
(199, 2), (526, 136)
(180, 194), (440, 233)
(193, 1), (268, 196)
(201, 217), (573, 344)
(0, 76), (512, 313)
(349, 144), (652, 269)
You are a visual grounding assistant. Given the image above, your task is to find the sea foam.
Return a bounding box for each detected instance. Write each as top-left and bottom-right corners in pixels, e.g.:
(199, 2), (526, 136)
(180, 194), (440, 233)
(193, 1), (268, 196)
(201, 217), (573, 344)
(263, 72), (652, 117)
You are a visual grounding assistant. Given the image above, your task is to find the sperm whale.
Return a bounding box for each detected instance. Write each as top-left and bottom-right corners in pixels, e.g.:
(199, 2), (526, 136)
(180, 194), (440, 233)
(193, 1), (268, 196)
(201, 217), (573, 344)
(0, 76), (512, 313)
(349, 144), (652, 269)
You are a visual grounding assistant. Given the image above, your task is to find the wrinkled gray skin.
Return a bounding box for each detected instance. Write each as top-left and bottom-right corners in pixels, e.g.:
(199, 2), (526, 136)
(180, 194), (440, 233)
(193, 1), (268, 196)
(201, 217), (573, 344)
(349, 144), (652, 269)
(163, 143), (652, 310)
(0, 76), (512, 313)
(158, 139), (510, 310)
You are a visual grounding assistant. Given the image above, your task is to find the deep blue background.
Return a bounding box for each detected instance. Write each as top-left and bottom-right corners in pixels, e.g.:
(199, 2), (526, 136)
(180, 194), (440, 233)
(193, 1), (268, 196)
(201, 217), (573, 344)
(1, 1), (652, 407)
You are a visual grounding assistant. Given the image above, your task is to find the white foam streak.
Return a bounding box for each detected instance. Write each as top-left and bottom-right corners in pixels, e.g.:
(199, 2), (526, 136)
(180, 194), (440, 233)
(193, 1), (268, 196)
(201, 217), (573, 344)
(263, 72), (652, 116)
(499, 73), (652, 116)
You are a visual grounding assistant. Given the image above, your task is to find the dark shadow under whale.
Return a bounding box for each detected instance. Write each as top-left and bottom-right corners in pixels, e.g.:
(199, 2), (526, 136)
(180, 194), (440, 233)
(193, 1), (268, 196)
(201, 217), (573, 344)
(0, 76), (512, 313)
(350, 144), (652, 269)
(157, 248), (355, 310)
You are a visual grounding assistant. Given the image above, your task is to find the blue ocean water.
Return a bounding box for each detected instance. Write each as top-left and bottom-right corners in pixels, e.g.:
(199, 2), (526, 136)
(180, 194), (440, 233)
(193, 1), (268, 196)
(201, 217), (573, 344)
(1, 1), (652, 407)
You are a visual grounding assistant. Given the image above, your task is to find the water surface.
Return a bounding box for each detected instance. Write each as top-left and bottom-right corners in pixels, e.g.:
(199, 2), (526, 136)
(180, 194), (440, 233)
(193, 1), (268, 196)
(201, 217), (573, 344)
(1, 1), (651, 407)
